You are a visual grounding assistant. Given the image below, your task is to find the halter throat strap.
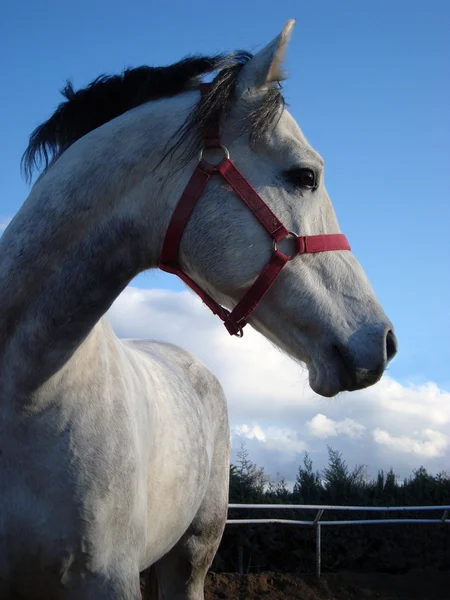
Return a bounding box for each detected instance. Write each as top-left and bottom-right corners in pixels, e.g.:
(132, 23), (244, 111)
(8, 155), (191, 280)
(159, 84), (350, 337)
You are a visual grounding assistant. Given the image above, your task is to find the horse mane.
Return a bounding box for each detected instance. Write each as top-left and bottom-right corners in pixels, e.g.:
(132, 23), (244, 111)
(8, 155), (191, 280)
(22, 51), (284, 182)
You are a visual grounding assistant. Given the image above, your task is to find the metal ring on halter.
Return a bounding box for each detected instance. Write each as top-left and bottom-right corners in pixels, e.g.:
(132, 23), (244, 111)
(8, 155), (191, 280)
(272, 231), (299, 258)
(234, 326), (244, 338)
(227, 320), (244, 338)
(198, 145), (230, 162)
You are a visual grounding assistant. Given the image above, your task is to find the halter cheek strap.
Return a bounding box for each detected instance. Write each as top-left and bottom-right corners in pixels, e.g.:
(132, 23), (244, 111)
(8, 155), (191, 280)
(159, 84), (350, 337)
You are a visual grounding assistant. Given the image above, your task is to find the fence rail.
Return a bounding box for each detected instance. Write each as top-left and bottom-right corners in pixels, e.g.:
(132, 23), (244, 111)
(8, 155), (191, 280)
(226, 503), (450, 577)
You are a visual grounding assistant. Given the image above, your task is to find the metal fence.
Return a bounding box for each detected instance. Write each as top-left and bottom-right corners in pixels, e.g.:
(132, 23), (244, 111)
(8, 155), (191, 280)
(227, 503), (450, 577)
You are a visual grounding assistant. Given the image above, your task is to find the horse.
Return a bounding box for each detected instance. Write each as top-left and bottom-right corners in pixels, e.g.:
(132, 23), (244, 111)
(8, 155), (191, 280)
(0, 20), (397, 599)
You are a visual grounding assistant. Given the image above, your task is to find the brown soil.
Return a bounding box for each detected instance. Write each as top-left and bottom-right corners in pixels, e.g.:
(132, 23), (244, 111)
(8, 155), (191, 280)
(204, 569), (450, 600)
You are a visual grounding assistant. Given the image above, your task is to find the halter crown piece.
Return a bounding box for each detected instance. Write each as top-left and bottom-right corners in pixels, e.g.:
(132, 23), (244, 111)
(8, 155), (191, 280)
(159, 84), (351, 337)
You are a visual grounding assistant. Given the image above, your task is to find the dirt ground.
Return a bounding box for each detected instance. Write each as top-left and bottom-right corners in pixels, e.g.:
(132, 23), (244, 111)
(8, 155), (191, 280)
(204, 569), (450, 600)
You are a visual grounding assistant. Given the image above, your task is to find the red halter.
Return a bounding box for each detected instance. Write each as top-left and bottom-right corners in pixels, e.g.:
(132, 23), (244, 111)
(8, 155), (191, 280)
(159, 84), (351, 337)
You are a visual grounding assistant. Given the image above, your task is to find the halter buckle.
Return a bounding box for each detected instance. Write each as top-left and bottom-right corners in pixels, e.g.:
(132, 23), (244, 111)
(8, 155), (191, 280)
(234, 326), (244, 338)
(224, 315), (245, 337)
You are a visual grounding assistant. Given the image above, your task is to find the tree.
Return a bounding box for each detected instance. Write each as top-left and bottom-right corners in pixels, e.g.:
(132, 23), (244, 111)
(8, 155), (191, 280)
(322, 446), (367, 503)
(403, 466), (437, 504)
(229, 444), (268, 503)
(266, 474), (290, 503)
(293, 452), (322, 503)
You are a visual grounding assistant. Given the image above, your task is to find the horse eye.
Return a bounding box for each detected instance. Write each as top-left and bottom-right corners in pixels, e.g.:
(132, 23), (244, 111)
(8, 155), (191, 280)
(285, 168), (317, 190)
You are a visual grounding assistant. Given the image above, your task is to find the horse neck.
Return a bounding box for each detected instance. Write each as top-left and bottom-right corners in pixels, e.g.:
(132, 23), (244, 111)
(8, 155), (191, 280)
(0, 97), (193, 401)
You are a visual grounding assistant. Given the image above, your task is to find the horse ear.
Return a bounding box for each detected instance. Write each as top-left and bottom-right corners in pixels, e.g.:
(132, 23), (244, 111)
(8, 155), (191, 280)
(237, 19), (296, 92)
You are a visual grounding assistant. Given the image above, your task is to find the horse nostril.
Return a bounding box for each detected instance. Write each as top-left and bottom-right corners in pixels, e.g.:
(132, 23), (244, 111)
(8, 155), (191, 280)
(386, 329), (398, 362)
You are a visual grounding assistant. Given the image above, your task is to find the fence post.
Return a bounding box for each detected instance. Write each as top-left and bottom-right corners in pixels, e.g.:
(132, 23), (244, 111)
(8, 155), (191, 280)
(315, 523), (321, 578)
(237, 544), (244, 574)
(314, 509), (324, 578)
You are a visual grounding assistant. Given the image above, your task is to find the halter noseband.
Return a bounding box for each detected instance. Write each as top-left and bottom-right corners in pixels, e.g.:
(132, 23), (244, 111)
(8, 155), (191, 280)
(159, 84), (350, 337)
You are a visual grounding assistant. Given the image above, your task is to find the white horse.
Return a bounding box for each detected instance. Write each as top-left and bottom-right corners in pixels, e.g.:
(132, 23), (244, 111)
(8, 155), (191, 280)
(0, 20), (396, 599)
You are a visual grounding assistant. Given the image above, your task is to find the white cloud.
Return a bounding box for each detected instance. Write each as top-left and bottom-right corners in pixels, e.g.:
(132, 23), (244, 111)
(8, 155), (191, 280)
(108, 286), (450, 480)
(373, 428), (449, 458)
(307, 414), (366, 439)
(233, 424), (307, 457)
(367, 377), (450, 427)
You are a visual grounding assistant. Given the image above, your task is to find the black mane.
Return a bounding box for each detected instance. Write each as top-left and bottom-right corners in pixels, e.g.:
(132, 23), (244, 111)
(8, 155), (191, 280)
(22, 52), (284, 182)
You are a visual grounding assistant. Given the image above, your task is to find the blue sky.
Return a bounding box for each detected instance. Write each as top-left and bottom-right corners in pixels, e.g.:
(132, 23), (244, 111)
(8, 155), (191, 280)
(1, 0), (449, 391)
